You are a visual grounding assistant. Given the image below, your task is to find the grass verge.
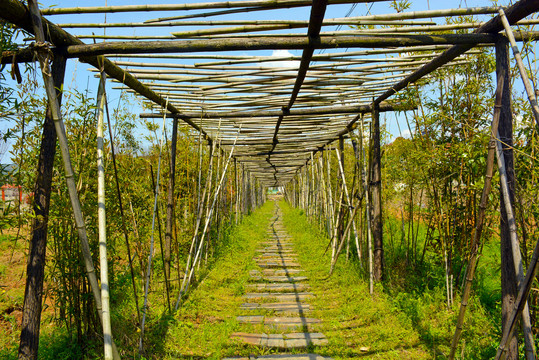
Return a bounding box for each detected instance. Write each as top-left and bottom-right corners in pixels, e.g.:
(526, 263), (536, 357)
(159, 200), (275, 359)
(279, 200), (497, 360)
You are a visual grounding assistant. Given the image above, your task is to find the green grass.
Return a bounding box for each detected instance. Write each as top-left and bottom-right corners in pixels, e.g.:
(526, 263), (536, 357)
(280, 201), (430, 359)
(279, 200), (498, 360)
(0, 199), (502, 359)
(157, 200), (276, 359)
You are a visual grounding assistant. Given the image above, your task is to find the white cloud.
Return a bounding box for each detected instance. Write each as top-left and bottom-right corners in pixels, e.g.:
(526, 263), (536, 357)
(265, 50), (300, 70)
(400, 129), (412, 139)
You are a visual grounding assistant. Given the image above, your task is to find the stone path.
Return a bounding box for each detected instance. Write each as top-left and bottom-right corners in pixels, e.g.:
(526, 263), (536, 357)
(224, 203), (331, 360)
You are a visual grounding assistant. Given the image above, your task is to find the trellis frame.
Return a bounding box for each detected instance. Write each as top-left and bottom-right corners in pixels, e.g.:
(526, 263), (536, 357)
(2, 0), (539, 359)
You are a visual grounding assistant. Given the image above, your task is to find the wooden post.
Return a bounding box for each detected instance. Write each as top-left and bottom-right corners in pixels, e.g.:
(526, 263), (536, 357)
(371, 102), (384, 282)
(25, 1), (120, 358)
(18, 54), (66, 360)
(351, 134), (363, 263)
(496, 38), (519, 360)
(361, 116), (374, 294)
(165, 117), (179, 287)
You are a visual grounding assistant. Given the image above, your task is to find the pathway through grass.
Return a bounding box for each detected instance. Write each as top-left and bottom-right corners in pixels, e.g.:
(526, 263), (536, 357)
(161, 198), (440, 359)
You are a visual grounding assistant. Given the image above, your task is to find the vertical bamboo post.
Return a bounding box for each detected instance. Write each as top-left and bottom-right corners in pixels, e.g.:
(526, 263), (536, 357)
(241, 166), (246, 214)
(335, 145), (360, 262)
(103, 68), (141, 332)
(310, 152), (316, 219)
(18, 54), (66, 360)
(361, 116), (374, 295)
(25, 1), (120, 359)
(96, 66), (113, 360)
(371, 102), (384, 282)
(449, 75), (504, 360)
(495, 236), (539, 360)
(140, 97), (168, 355)
(234, 158), (239, 224)
(326, 150), (334, 238)
(351, 133), (363, 263)
(150, 166), (171, 312)
(197, 141), (215, 271)
(174, 142), (215, 310)
(165, 116), (179, 289)
(318, 154), (327, 233)
(196, 123), (203, 220)
(179, 127), (241, 297)
(496, 38), (519, 360)
(495, 135), (536, 359)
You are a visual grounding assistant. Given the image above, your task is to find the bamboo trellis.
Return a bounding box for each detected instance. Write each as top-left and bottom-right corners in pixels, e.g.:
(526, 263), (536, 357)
(3, 0), (539, 359)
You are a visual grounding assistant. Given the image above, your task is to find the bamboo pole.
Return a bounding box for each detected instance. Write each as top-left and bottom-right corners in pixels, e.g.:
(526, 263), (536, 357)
(351, 131), (363, 263)
(103, 81), (142, 329)
(175, 141), (215, 309)
(326, 150), (335, 238)
(499, 9), (539, 130)
(330, 198), (360, 275)
(177, 126), (242, 303)
(146, 4), (498, 24)
(56, 19), (436, 28)
(235, 158), (240, 224)
(40, 0), (377, 15)
(495, 236), (539, 360)
(25, 1), (121, 358)
(138, 101), (407, 119)
(165, 116), (179, 291)
(179, 141), (214, 296)
(495, 133), (536, 360)
(335, 145), (360, 259)
(448, 75), (503, 360)
(58, 33), (505, 58)
(139, 97), (168, 355)
(96, 65), (113, 360)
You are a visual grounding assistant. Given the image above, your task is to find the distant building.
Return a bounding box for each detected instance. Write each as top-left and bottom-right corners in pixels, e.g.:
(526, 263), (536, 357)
(1, 184), (22, 202)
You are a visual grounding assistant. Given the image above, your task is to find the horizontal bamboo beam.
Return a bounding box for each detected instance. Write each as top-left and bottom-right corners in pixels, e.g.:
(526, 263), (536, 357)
(0, 44), (455, 65)
(139, 101), (408, 119)
(57, 19), (436, 28)
(39, 0), (382, 15)
(54, 33), (504, 58)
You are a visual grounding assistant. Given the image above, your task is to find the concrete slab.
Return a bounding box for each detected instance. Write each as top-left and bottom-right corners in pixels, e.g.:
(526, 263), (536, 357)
(240, 302), (311, 313)
(249, 269), (302, 276)
(256, 261), (301, 268)
(230, 332), (328, 349)
(244, 292), (313, 301)
(223, 353), (333, 359)
(245, 283), (310, 292)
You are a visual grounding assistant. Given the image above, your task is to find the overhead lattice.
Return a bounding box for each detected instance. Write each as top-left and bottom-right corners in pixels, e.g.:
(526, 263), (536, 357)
(4, 0), (539, 186)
